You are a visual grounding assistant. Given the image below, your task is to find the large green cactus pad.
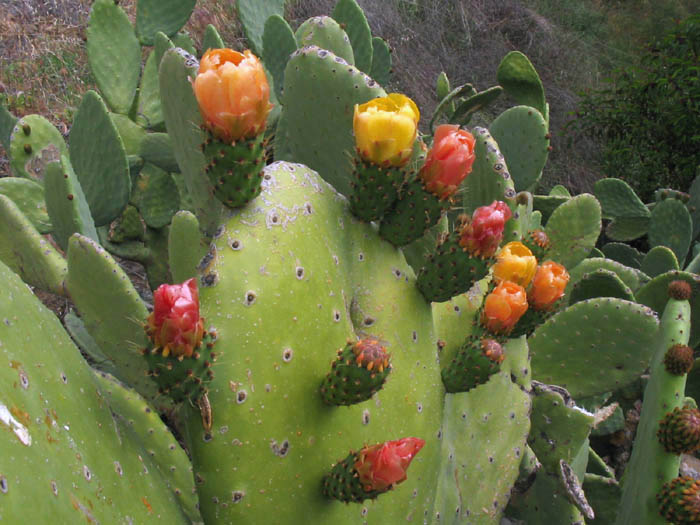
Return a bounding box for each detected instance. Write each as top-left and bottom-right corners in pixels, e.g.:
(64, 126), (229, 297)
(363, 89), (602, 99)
(433, 337), (531, 524)
(594, 178), (649, 219)
(86, 0), (141, 114)
(0, 177), (51, 233)
(566, 257), (649, 298)
(545, 194), (601, 269)
(282, 45), (385, 197)
(136, 50), (165, 130)
(601, 242), (643, 269)
(0, 194), (66, 296)
(64, 234), (157, 403)
(648, 198), (692, 264)
(181, 162), (444, 524)
(642, 245), (679, 277)
(236, 0), (285, 56)
(159, 48), (223, 235)
(295, 16), (354, 65)
(332, 0), (373, 73)
(462, 127), (517, 216)
(489, 105), (549, 192)
(496, 51), (546, 118)
(528, 297), (659, 398)
(44, 156), (99, 250)
(263, 15), (297, 102)
(9, 114), (67, 182)
(69, 90), (130, 226)
(0, 260), (190, 523)
(135, 0), (196, 46)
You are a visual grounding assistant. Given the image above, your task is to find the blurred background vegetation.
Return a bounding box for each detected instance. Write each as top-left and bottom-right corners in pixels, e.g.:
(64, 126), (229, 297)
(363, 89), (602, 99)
(1, 0), (697, 196)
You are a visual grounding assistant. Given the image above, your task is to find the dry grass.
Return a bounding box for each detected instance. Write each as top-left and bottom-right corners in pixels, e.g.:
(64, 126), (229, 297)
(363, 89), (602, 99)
(1, 0), (667, 192)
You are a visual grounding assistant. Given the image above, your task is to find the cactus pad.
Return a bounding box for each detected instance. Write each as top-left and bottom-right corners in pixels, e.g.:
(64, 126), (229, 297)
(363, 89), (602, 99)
(489, 105), (549, 191)
(282, 45), (385, 197)
(528, 297), (659, 398)
(0, 194), (67, 295)
(462, 126), (517, 215)
(44, 156), (99, 250)
(496, 51), (546, 117)
(263, 15), (297, 102)
(129, 163), (180, 228)
(544, 193), (601, 269)
(0, 177), (51, 233)
(295, 16), (354, 65)
(135, 0), (195, 46)
(69, 90), (131, 226)
(649, 198), (693, 264)
(236, 0), (285, 56)
(86, 0), (141, 114)
(0, 260), (190, 523)
(332, 0), (373, 73)
(9, 115), (67, 181)
(569, 268), (635, 304)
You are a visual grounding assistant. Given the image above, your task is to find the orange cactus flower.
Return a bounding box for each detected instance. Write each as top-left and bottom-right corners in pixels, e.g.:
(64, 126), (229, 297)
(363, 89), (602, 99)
(146, 278), (205, 358)
(354, 437), (425, 492)
(482, 281), (528, 335)
(420, 124), (476, 199)
(458, 200), (512, 258)
(193, 48), (272, 142)
(353, 94), (420, 167)
(529, 261), (570, 311)
(492, 242), (538, 287)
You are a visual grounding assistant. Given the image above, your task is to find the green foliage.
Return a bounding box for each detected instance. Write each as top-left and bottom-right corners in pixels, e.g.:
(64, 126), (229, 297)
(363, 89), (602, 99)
(571, 15), (700, 201)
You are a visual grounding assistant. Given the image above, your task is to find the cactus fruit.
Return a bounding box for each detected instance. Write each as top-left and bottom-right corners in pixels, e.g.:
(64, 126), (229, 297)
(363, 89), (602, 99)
(349, 93), (419, 221)
(322, 437), (425, 503)
(379, 124), (476, 245)
(319, 339), (391, 405)
(415, 201), (510, 302)
(657, 407), (700, 454)
(657, 477), (700, 525)
(194, 49), (272, 208)
(441, 336), (505, 393)
(664, 344), (695, 375)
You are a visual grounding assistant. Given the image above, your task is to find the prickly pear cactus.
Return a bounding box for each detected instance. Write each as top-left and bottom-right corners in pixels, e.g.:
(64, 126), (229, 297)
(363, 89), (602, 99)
(181, 162), (445, 522)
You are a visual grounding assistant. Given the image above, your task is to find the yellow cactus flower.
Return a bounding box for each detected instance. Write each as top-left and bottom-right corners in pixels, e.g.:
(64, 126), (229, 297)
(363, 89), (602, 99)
(193, 48), (272, 142)
(353, 93), (420, 167)
(492, 241), (538, 287)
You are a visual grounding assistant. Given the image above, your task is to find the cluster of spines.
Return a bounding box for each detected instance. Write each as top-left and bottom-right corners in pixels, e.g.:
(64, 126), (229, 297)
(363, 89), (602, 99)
(657, 477), (700, 524)
(201, 131), (266, 209)
(348, 158), (406, 222)
(320, 339), (391, 406)
(416, 225), (493, 303)
(441, 335), (505, 393)
(142, 330), (218, 403)
(657, 406), (700, 454)
(322, 451), (382, 503)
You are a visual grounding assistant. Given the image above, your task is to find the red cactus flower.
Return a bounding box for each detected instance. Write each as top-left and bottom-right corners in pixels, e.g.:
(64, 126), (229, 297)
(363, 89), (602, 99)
(354, 437), (425, 492)
(482, 281), (528, 335)
(146, 278), (205, 358)
(458, 201), (512, 258)
(420, 124), (476, 199)
(528, 261), (570, 311)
